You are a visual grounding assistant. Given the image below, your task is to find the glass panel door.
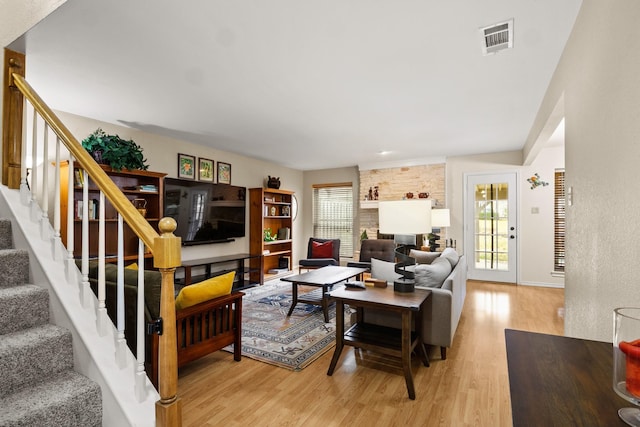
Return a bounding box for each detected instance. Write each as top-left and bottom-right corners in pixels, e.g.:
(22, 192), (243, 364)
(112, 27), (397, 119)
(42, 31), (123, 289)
(466, 173), (517, 283)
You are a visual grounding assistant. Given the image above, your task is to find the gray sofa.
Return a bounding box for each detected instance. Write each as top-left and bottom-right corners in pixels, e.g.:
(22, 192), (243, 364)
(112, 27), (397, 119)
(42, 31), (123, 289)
(364, 248), (467, 360)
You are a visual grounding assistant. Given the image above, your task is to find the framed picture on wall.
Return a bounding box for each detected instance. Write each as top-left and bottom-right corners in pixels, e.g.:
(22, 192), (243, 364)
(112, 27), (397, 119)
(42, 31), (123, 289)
(217, 161), (231, 184)
(198, 158), (214, 182)
(178, 153), (195, 180)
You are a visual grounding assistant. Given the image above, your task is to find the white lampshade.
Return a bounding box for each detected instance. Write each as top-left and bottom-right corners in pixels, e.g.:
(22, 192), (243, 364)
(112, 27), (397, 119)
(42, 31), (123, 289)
(378, 200), (432, 235)
(431, 209), (451, 228)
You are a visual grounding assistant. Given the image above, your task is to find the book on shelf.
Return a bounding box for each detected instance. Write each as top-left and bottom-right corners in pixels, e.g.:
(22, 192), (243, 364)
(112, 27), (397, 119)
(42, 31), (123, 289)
(277, 227), (290, 240)
(75, 198), (99, 220)
(137, 185), (158, 192)
(268, 268), (289, 274)
(74, 169), (85, 187)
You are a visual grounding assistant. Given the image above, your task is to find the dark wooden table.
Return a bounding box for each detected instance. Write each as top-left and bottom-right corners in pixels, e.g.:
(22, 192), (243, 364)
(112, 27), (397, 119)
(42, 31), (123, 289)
(505, 329), (629, 426)
(282, 266), (367, 322)
(327, 285), (431, 400)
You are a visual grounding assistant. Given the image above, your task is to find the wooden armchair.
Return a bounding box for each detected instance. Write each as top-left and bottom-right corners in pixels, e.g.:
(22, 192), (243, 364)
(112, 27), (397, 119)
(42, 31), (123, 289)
(148, 291), (243, 388)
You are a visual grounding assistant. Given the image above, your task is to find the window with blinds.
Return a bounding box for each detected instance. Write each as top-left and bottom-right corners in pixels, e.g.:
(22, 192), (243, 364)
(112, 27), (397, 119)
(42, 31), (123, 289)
(312, 183), (354, 258)
(554, 170), (565, 272)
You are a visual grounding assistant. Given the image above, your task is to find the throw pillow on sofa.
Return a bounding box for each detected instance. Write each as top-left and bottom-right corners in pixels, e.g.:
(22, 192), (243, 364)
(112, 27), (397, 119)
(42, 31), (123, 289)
(371, 258), (402, 283)
(409, 249), (440, 265)
(175, 271), (235, 310)
(414, 257), (452, 288)
(440, 247), (460, 268)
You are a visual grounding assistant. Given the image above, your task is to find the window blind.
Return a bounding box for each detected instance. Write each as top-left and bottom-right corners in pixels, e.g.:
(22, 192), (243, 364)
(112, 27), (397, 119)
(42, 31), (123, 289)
(554, 170), (565, 272)
(312, 183), (354, 258)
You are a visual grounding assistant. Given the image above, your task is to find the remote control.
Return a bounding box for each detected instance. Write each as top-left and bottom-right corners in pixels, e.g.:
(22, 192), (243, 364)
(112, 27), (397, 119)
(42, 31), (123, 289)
(345, 281), (366, 290)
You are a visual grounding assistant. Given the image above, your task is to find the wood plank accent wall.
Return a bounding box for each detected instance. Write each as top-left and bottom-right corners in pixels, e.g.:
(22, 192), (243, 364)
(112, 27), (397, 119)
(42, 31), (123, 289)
(359, 164), (446, 245)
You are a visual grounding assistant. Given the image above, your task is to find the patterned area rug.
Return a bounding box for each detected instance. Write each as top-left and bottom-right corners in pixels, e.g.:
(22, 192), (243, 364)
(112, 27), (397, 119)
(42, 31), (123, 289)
(226, 279), (350, 371)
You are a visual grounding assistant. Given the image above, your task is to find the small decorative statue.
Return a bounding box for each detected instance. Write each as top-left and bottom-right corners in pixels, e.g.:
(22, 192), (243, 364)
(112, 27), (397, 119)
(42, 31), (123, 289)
(267, 176), (281, 189)
(368, 187), (373, 200)
(527, 173), (549, 190)
(374, 186), (379, 200)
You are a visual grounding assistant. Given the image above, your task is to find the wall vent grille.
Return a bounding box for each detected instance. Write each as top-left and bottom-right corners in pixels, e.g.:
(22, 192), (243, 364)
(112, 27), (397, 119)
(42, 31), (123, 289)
(480, 19), (514, 55)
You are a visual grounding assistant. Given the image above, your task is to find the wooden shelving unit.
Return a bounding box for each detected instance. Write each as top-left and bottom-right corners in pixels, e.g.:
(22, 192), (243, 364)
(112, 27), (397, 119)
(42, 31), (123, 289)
(60, 161), (166, 263)
(249, 187), (294, 283)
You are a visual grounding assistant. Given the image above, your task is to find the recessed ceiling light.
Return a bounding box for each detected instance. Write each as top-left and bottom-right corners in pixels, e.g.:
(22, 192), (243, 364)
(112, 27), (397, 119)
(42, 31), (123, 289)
(378, 151), (391, 155)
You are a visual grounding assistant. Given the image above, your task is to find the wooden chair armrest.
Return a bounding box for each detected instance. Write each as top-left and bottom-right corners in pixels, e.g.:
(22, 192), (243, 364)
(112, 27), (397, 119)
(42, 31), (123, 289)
(175, 291), (244, 319)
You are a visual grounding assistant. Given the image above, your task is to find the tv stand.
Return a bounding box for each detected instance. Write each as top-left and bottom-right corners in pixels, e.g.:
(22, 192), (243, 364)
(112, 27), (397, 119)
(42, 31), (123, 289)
(182, 238), (235, 246)
(178, 253), (263, 290)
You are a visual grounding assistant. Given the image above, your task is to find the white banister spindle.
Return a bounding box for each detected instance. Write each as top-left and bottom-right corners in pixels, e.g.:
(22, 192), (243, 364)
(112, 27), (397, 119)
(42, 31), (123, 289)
(30, 112), (39, 221)
(40, 124), (50, 240)
(51, 137), (62, 260)
(135, 238), (147, 401)
(20, 100), (30, 204)
(80, 169), (90, 307)
(115, 213), (127, 368)
(97, 191), (107, 336)
(65, 155), (76, 282)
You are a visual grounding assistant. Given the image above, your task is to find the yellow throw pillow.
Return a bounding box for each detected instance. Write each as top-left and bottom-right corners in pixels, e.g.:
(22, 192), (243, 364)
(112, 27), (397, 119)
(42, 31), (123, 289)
(126, 263), (138, 270)
(175, 271), (235, 310)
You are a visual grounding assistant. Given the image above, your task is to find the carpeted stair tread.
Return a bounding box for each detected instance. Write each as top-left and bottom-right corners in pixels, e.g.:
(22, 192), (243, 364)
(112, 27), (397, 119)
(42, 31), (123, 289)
(0, 370), (102, 427)
(0, 285), (49, 335)
(0, 219), (13, 250)
(0, 249), (29, 288)
(0, 324), (73, 398)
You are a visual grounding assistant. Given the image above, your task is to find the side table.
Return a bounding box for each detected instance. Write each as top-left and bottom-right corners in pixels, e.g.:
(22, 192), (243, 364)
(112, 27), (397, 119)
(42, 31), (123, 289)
(327, 285), (431, 400)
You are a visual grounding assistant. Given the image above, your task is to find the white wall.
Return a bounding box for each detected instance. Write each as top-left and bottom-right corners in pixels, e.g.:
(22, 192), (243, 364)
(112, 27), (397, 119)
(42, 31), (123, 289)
(302, 166), (359, 259)
(447, 147), (564, 288)
(527, 0), (640, 341)
(54, 111), (305, 265)
(519, 146), (564, 287)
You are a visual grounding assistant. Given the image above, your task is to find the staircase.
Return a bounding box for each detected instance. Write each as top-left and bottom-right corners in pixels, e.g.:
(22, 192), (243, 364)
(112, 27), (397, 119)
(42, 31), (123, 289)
(0, 218), (102, 427)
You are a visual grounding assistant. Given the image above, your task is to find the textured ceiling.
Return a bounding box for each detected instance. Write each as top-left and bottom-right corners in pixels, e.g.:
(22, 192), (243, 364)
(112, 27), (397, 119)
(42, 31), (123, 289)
(19, 0), (580, 170)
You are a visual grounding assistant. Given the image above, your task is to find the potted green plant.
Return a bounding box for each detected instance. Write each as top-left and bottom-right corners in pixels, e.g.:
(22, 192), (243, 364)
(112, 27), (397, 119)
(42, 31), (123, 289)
(81, 128), (149, 171)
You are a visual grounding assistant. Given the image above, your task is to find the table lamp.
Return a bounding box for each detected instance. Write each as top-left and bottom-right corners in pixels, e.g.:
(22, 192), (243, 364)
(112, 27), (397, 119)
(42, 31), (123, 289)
(428, 209), (450, 251)
(378, 200), (432, 292)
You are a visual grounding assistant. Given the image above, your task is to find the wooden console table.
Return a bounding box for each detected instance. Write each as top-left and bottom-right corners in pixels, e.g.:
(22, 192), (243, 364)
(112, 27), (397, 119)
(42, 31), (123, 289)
(179, 253), (263, 290)
(327, 285), (430, 400)
(505, 329), (628, 426)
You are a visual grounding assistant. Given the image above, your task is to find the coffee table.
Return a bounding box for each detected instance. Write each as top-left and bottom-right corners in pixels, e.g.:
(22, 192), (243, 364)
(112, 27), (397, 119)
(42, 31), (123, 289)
(282, 266), (367, 322)
(326, 285), (431, 400)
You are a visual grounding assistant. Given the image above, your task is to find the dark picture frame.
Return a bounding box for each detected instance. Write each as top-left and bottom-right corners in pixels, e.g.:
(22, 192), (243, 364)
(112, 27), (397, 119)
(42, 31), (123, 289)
(178, 153), (196, 179)
(198, 157), (214, 182)
(217, 161), (231, 184)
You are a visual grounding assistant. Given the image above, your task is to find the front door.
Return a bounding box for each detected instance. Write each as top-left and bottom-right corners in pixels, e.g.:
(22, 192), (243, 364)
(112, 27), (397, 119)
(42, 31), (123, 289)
(465, 172), (518, 283)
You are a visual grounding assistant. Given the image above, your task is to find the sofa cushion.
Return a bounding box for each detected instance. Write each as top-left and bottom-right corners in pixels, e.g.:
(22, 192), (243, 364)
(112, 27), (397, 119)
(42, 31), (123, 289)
(371, 258), (402, 283)
(440, 248), (460, 268)
(414, 257), (452, 288)
(175, 271), (235, 310)
(311, 240), (334, 258)
(409, 249), (440, 265)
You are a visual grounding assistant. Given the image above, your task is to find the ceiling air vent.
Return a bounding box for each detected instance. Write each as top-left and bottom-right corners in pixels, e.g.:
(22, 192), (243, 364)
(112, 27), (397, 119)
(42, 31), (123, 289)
(480, 19), (513, 55)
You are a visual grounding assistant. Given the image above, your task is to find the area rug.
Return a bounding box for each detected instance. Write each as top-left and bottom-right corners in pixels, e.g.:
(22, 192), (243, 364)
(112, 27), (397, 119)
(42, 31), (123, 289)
(226, 279), (350, 371)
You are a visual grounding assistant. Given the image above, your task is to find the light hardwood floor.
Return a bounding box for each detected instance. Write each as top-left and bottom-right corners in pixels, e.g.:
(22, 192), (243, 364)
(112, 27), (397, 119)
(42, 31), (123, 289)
(178, 280), (564, 426)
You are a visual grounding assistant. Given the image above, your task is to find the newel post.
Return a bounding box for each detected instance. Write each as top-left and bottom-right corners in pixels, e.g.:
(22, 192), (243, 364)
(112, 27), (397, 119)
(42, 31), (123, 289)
(2, 49), (25, 189)
(154, 218), (182, 427)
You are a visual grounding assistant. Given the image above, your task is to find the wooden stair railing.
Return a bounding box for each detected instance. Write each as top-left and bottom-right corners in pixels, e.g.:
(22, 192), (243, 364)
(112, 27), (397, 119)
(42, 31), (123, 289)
(2, 49), (182, 427)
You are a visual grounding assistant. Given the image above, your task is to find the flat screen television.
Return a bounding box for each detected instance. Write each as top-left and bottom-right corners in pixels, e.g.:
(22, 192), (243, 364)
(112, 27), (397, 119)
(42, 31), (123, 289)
(164, 178), (246, 245)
